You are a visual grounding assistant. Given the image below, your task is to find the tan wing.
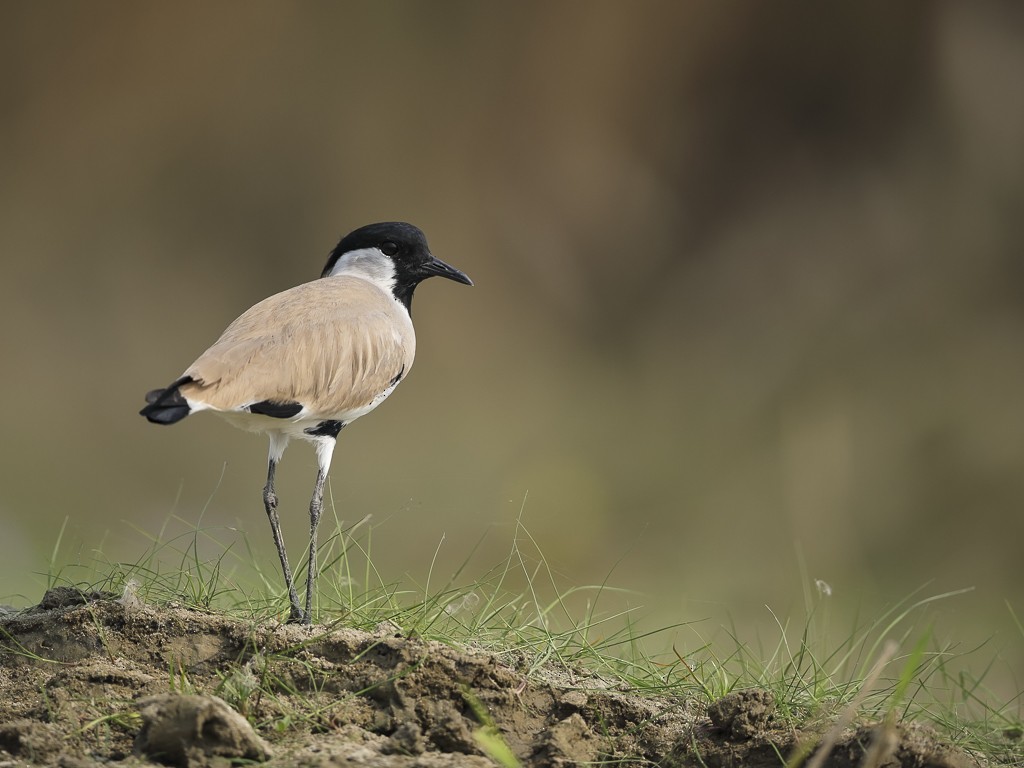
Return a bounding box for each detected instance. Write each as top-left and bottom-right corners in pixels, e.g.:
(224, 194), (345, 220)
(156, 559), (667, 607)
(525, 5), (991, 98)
(179, 277), (415, 418)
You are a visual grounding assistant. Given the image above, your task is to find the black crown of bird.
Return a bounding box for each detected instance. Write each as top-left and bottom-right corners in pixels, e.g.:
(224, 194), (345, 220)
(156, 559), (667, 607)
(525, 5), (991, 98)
(141, 222), (472, 624)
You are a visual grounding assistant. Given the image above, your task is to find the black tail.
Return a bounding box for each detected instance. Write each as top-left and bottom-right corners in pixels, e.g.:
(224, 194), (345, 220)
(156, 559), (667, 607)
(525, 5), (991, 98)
(140, 375), (194, 425)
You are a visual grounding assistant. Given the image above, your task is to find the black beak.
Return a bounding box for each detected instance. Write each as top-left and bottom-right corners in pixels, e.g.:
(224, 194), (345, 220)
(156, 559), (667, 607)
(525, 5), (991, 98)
(421, 256), (473, 286)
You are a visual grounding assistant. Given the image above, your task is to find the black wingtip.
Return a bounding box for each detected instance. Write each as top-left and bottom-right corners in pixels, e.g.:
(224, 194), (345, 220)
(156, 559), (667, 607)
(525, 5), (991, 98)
(140, 376), (193, 425)
(140, 403), (191, 424)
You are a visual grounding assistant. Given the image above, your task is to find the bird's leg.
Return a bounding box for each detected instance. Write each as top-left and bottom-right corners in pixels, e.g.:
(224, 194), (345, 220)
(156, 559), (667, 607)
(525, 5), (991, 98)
(303, 468), (327, 624)
(303, 435), (338, 625)
(263, 457), (303, 623)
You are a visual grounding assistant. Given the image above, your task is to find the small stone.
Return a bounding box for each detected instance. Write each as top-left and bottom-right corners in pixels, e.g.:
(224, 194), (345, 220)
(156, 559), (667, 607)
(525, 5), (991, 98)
(707, 689), (776, 739)
(559, 689), (588, 710)
(37, 587), (112, 611)
(134, 693), (271, 767)
(542, 713), (597, 765)
(384, 721), (425, 755)
(373, 620), (404, 637)
(0, 720), (61, 761)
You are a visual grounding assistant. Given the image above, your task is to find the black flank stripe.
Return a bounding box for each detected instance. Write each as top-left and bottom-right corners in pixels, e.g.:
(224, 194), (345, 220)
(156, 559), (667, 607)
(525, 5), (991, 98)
(305, 420), (344, 438)
(248, 400), (303, 419)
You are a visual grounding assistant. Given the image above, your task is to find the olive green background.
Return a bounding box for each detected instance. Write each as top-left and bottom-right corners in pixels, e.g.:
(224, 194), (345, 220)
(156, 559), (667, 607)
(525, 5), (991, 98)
(2, 3), (1022, 696)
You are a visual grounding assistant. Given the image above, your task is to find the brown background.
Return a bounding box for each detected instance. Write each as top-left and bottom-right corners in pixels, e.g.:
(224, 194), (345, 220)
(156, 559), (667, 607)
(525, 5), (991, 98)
(2, 3), (1022, 698)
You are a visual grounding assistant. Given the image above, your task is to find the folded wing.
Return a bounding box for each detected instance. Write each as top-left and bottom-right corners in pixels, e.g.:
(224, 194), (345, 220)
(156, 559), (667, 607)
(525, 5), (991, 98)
(179, 278), (416, 420)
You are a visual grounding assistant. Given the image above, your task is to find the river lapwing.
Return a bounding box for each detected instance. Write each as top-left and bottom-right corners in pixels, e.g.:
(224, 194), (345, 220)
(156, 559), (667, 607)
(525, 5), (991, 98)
(140, 222), (472, 624)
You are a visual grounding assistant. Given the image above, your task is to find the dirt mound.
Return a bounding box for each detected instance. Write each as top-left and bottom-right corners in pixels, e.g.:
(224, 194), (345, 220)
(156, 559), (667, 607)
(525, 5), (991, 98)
(0, 589), (980, 767)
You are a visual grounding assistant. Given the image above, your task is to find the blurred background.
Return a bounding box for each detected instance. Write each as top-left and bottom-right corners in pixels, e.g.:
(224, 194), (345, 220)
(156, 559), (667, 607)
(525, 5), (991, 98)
(2, 2), (1022, 695)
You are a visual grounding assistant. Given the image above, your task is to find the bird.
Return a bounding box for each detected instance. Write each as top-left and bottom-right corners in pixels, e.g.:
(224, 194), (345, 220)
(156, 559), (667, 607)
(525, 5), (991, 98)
(140, 222), (472, 624)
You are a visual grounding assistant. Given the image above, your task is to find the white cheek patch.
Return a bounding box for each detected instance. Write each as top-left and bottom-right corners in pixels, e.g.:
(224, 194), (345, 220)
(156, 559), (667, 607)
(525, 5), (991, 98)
(327, 247), (397, 295)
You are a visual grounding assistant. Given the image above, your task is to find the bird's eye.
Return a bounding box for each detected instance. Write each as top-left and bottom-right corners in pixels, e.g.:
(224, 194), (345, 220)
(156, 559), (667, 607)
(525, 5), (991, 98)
(380, 241), (399, 256)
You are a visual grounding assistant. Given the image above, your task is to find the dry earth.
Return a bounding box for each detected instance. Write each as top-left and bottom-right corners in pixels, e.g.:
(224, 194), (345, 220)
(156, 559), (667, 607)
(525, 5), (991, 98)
(0, 588), (981, 767)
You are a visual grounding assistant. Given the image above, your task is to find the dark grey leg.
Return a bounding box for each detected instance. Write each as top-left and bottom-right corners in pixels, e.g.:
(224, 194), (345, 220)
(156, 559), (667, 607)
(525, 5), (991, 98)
(263, 458), (304, 623)
(299, 431), (341, 626)
(303, 468), (328, 625)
